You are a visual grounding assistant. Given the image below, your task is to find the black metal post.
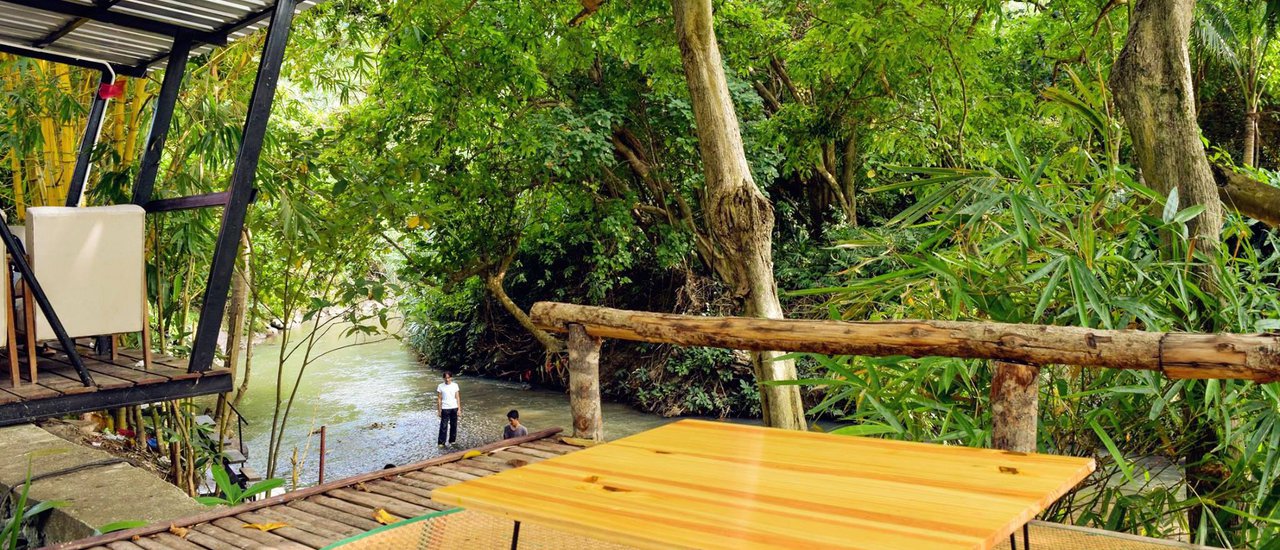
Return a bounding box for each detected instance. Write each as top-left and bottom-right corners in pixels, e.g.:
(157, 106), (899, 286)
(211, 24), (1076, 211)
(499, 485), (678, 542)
(0, 225), (93, 385)
(66, 70), (112, 207)
(188, 0), (297, 373)
(510, 521), (520, 550)
(132, 34), (191, 206)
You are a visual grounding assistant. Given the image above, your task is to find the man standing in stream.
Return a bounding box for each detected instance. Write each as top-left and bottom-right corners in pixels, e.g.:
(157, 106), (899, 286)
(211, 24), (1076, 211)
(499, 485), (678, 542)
(436, 371), (461, 447)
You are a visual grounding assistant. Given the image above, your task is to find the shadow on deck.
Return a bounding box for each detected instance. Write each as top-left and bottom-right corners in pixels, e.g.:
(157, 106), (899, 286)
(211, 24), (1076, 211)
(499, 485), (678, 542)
(48, 427), (1220, 550)
(0, 347), (230, 427)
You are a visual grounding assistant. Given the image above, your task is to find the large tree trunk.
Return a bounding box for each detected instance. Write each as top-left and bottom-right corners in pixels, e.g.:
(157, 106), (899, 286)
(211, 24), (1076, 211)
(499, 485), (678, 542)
(671, 0), (805, 430)
(1109, 0), (1223, 258)
(1109, 1), (1226, 537)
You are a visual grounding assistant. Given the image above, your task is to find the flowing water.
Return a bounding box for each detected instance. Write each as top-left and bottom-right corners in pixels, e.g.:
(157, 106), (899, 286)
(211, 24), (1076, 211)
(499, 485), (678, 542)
(234, 324), (672, 486)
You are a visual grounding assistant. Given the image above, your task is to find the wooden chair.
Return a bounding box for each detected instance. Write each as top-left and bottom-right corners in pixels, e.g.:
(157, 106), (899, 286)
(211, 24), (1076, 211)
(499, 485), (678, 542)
(19, 205), (150, 382)
(1, 218), (23, 388)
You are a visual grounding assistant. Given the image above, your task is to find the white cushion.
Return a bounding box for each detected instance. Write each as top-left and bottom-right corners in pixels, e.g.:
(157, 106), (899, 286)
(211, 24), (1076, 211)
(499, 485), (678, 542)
(26, 205), (145, 340)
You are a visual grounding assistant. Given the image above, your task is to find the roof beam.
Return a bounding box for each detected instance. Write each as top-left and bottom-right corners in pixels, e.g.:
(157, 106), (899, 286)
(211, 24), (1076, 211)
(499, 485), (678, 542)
(1, 0), (227, 45)
(0, 42), (145, 77)
(30, 0), (121, 47)
(128, 1), (288, 72)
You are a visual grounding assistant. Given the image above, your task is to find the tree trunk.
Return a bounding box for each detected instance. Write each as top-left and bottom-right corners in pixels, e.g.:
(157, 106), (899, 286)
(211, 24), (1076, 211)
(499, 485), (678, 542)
(1243, 111), (1258, 167)
(567, 324), (604, 441)
(1109, 2), (1226, 536)
(217, 229), (251, 440)
(989, 361), (1040, 453)
(1109, 0), (1223, 259)
(671, 0), (805, 430)
(841, 133), (859, 227)
(484, 270), (563, 353)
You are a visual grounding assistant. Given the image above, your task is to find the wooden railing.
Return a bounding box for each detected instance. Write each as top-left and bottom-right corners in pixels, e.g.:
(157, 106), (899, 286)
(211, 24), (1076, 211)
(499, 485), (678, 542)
(530, 301), (1280, 451)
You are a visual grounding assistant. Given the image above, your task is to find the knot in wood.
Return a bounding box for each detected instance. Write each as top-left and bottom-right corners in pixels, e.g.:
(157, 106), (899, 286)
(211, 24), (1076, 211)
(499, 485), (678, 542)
(708, 184), (775, 247)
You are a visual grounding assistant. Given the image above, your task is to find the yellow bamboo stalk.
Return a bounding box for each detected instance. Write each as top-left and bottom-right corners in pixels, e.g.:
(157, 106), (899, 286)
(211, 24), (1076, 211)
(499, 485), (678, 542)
(8, 152), (24, 219)
(110, 83), (126, 153)
(122, 78), (149, 165)
(1, 59), (26, 217)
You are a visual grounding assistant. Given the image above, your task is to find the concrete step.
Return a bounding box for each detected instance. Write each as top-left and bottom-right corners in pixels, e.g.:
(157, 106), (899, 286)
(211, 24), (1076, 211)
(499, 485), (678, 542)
(238, 465), (262, 483)
(222, 449), (246, 464)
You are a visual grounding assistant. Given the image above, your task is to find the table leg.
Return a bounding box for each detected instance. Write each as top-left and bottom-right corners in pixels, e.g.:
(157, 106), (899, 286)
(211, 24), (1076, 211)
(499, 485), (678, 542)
(1010, 523), (1030, 550)
(511, 520), (521, 550)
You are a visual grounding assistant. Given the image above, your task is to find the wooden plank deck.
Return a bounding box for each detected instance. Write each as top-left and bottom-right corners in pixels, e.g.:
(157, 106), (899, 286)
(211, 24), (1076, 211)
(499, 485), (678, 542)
(0, 346), (231, 426)
(48, 427), (1219, 550)
(46, 428), (574, 550)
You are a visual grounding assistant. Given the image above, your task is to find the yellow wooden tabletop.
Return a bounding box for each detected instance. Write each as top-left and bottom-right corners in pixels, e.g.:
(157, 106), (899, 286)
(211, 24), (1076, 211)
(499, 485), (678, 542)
(432, 420), (1096, 550)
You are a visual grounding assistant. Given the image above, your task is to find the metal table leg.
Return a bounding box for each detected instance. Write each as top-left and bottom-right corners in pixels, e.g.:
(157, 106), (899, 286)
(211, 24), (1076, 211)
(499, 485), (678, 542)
(1011, 523), (1030, 550)
(510, 520), (521, 550)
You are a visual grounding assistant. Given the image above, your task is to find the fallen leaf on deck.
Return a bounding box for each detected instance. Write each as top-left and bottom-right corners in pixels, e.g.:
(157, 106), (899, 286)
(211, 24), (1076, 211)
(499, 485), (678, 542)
(560, 437), (600, 448)
(169, 525), (189, 538)
(355, 482), (370, 492)
(462, 450), (483, 459)
(373, 508), (397, 525)
(242, 522), (288, 532)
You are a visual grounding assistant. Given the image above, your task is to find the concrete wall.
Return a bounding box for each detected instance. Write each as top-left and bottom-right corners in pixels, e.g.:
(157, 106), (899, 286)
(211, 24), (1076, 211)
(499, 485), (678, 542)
(0, 424), (206, 545)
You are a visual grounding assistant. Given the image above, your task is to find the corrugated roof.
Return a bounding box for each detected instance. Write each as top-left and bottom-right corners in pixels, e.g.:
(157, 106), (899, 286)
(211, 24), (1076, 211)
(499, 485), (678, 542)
(0, 0), (323, 77)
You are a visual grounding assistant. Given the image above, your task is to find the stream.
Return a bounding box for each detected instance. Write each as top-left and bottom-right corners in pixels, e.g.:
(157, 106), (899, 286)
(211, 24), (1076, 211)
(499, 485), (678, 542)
(233, 324), (672, 486)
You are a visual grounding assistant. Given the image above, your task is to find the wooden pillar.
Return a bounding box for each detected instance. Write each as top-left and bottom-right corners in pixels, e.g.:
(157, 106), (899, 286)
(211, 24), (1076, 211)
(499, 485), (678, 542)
(990, 361), (1040, 453)
(567, 323), (604, 441)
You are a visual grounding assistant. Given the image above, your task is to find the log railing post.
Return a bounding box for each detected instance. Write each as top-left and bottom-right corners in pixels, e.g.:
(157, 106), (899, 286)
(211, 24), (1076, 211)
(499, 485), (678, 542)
(990, 361), (1040, 452)
(568, 323), (604, 441)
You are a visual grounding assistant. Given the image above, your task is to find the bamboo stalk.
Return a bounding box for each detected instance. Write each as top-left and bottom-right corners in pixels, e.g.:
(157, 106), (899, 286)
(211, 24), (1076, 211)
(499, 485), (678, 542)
(530, 302), (1280, 382)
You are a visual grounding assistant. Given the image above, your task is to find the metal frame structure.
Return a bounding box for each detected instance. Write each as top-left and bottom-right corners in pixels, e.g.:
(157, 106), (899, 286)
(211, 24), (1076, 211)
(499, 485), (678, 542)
(0, 0), (316, 400)
(0, 374), (232, 427)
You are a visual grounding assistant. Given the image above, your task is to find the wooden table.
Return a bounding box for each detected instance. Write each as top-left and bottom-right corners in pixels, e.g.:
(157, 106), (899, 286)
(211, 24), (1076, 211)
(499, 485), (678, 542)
(432, 420), (1096, 550)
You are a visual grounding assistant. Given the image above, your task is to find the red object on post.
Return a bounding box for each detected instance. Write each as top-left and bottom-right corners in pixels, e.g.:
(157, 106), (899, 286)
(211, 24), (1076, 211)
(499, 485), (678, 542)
(98, 80), (124, 99)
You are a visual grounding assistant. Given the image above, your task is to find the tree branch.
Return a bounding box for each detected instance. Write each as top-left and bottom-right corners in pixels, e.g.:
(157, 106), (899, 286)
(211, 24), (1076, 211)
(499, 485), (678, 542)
(1213, 164), (1280, 228)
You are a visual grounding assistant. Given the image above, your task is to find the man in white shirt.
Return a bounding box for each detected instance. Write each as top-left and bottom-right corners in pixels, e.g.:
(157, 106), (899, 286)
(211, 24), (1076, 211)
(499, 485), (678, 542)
(436, 371), (461, 447)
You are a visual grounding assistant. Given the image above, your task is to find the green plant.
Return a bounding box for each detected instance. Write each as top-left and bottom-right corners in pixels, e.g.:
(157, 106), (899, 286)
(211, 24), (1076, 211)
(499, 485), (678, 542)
(1, 468), (65, 550)
(195, 467), (284, 507)
(92, 521), (148, 536)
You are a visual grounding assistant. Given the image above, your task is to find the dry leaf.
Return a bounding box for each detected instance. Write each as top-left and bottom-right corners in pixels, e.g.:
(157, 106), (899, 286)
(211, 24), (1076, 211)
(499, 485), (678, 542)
(560, 437), (601, 448)
(242, 522), (288, 532)
(462, 450), (483, 459)
(168, 525), (189, 538)
(373, 508), (397, 525)
(355, 482), (370, 492)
